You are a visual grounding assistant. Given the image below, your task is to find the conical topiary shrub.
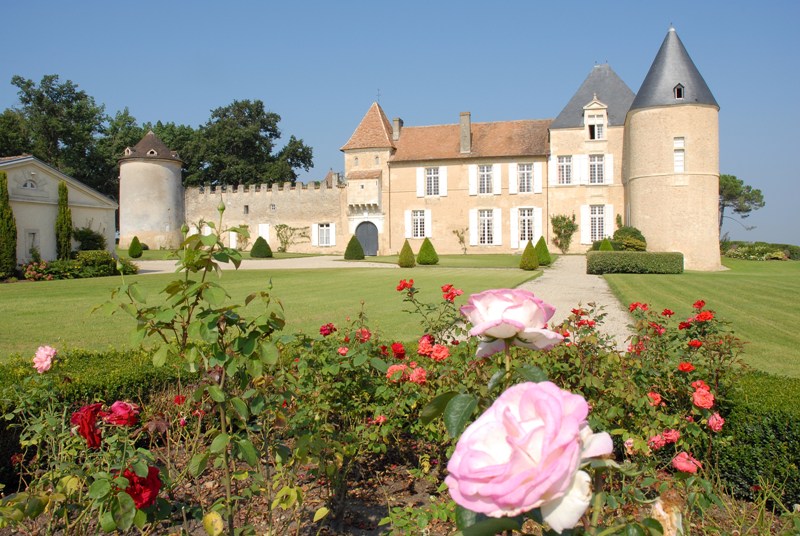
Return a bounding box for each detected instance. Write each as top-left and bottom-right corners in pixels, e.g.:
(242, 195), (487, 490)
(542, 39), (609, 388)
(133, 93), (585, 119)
(250, 236), (273, 258)
(519, 240), (539, 271)
(599, 238), (614, 251)
(398, 239), (416, 268)
(534, 236), (552, 266)
(416, 237), (439, 265)
(344, 235), (365, 260)
(128, 236), (143, 258)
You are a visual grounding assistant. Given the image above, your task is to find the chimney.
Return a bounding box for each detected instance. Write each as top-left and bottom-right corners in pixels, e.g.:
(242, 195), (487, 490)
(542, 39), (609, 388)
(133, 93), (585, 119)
(392, 117), (403, 141)
(460, 112), (471, 153)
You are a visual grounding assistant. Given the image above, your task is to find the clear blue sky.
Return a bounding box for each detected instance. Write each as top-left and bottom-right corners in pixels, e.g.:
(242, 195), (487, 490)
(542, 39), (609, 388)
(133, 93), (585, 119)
(2, 1), (798, 245)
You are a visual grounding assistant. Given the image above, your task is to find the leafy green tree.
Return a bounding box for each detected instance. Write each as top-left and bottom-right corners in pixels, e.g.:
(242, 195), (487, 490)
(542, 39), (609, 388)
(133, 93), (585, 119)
(551, 214), (579, 254)
(250, 236), (273, 258)
(519, 240), (539, 271)
(534, 236), (552, 266)
(416, 237), (439, 265)
(719, 174), (765, 232)
(398, 240), (416, 268)
(55, 182), (73, 260)
(0, 172), (17, 278)
(344, 235), (365, 260)
(0, 109), (31, 156)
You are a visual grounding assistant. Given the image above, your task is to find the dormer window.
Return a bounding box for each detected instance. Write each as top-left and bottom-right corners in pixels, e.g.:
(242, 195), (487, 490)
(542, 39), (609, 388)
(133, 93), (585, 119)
(587, 114), (605, 140)
(124, 147), (132, 156)
(147, 149), (158, 156)
(674, 84), (684, 99)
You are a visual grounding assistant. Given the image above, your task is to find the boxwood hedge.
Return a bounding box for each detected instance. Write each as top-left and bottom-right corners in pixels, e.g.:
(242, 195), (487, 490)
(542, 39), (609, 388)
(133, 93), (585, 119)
(586, 251), (684, 274)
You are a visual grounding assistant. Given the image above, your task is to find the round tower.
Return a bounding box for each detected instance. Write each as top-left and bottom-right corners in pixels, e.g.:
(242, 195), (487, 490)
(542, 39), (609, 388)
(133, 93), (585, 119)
(624, 28), (721, 271)
(118, 131), (184, 250)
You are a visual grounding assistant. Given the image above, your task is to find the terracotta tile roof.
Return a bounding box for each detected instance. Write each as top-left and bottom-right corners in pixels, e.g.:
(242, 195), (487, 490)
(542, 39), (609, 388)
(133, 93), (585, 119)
(390, 119), (551, 162)
(346, 170), (382, 180)
(340, 102), (395, 151)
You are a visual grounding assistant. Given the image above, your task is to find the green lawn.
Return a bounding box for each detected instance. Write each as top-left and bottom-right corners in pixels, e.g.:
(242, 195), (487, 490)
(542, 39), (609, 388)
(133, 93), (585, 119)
(364, 253), (559, 269)
(605, 259), (800, 377)
(0, 267), (536, 360)
(115, 248), (322, 261)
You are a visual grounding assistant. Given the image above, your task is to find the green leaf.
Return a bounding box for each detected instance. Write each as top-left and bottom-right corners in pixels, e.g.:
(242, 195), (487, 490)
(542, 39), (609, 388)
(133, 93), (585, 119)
(642, 518), (664, 535)
(207, 384), (226, 402)
(626, 524), (646, 536)
(23, 496), (46, 519)
(353, 353), (368, 367)
(230, 397), (249, 421)
(210, 433), (230, 454)
(133, 508), (147, 529)
(444, 394), (478, 438)
(260, 342), (279, 365)
(100, 511), (117, 532)
(129, 283), (147, 304)
(515, 364), (549, 383)
(236, 438), (259, 467)
(200, 234), (218, 246)
(370, 357), (388, 373)
(112, 492), (137, 532)
(487, 370), (505, 393)
(203, 511), (224, 536)
(313, 506), (330, 522)
(88, 479), (112, 499)
(132, 460), (149, 478)
(420, 391), (459, 425)
(151, 346), (168, 368)
(189, 452), (210, 477)
(203, 285), (226, 305)
(455, 506), (522, 535)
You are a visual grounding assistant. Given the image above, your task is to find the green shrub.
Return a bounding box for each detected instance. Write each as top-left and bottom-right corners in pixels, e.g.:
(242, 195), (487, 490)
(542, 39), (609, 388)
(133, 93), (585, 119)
(519, 240), (539, 271)
(73, 226), (107, 251)
(599, 238), (614, 251)
(618, 237), (647, 251)
(725, 243), (787, 261)
(344, 235), (365, 260)
(0, 172), (17, 279)
(551, 213), (578, 254)
(56, 182), (73, 260)
(416, 237), (439, 265)
(250, 236), (273, 258)
(74, 250), (115, 277)
(613, 225), (646, 244)
(128, 236), (143, 258)
(534, 236), (552, 266)
(398, 240), (416, 268)
(586, 251), (684, 274)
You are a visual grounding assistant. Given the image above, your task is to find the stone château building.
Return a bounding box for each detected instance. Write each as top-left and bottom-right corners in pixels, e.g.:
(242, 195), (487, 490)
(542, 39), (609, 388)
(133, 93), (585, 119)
(119, 27), (721, 270)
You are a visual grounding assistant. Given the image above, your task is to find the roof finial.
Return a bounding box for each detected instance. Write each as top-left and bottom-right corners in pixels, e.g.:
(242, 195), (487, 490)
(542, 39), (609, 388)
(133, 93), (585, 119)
(669, 23), (675, 32)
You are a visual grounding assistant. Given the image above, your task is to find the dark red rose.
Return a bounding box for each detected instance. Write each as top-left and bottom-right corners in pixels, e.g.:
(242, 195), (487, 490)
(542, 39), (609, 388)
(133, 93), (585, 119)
(70, 403), (104, 448)
(102, 401), (140, 426)
(122, 466), (162, 509)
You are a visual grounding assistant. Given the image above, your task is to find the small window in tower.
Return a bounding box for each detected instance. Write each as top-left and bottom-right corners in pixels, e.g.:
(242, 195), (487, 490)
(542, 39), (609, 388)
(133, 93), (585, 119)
(674, 84), (684, 99)
(270, 203), (276, 211)
(354, 157), (359, 166)
(147, 149), (158, 156)
(374, 156), (379, 165)
(243, 205), (249, 215)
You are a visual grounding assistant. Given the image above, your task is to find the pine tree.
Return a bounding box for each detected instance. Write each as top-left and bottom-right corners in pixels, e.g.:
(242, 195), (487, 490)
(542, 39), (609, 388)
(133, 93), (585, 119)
(416, 237), (439, 265)
(0, 172), (17, 278)
(519, 240), (539, 271)
(398, 239), (416, 268)
(344, 235), (365, 260)
(128, 236), (143, 258)
(56, 181), (73, 260)
(534, 236), (552, 266)
(250, 236), (273, 258)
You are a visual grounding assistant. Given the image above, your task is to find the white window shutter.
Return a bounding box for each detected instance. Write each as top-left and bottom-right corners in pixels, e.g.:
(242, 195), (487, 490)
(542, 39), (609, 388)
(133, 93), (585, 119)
(604, 154), (614, 184)
(440, 166), (448, 196)
(330, 223), (336, 246)
(533, 162), (543, 193)
(416, 168), (425, 197)
(469, 209), (478, 245)
(468, 165), (477, 195)
(575, 155), (589, 185)
(580, 205), (591, 245)
(534, 207), (543, 243)
(604, 205), (615, 238)
(510, 207), (519, 249)
(508, 163), (518, 195)
(229, 231), (238, 249)
(492, 208), (502, 245)
(548, 156), (557, 186)
(257, 223), (269, 240)
(424, 210), (432, 238)
(311, 223), (319, 246)
(404, 210), (412, 238)
(492, 164), (502, 194)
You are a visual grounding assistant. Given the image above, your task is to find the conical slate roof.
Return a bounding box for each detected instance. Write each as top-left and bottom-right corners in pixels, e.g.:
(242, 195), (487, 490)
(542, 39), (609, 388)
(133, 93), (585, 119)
(120, 130), (181, 162)
(551, 64), (635, 129)
(629, 27), (718, 111)
(340, 102), (395, 151)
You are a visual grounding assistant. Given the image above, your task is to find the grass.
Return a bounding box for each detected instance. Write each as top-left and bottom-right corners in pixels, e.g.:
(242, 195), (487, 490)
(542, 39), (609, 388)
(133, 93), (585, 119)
(364, 253), (558, 269)
(605, 258), (800, 377)
(115, 247), (321, 261)
(0, 267), (536, 360)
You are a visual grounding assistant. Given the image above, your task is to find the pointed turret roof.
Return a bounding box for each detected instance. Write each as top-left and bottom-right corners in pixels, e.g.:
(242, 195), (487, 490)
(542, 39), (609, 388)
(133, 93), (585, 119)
(119, 130), (181, 162)
(551, 64), (635, 129)
(340, 102), (395, 151)
(629, 27), (718, 111)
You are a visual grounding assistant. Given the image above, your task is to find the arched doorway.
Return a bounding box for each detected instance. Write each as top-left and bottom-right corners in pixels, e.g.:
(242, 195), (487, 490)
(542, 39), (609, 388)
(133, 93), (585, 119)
(355, 222), (379, 256)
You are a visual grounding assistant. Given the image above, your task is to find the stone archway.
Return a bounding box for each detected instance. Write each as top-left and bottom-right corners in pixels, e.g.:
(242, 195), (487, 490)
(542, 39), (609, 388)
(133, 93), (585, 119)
(355, 221), (379, 256)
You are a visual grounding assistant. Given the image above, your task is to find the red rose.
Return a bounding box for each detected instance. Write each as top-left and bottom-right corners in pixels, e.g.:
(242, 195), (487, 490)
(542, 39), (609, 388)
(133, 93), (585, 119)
(693, 300), (706, 310)
(430, 344), (450, 362)
(337, 347), (348, 356)
(70, 403), (104, 448)
(678, 362), (695, 372)
(379, 345), (389, 357)
(662, 429), (680, 443)
(647, 392), (664, 407)
(571, 308), (586, 317)
(355, 328), (371, 343)
(648, 434), (666, 450)
(692, 388), (715, 409)
(661, 309), (675, 317)
(122, 466), (162, 509)
(691, 379), (709, 391)
(694, 310), (714, 322)
(678, 320), (693, 330)
(319, 323), (337, 337)
(628, 302), (649, 312)
(408, 367), (427, 385)
(102, 401), (140, 427)
(391, 342), (406, 359)
(441, 284), (454, 293)
(649, 322), (665, 336)
(688, 339), (703, 349)
(173, 395), (187, 406)
(396, 279), (414, 291)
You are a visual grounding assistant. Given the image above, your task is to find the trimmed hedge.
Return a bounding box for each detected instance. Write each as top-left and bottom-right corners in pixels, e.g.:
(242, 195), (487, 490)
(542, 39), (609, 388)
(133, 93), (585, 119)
(519, 240), (539, 271)
(344, 235), (365, 260)
(599, 238), (614, 251)
(586, 251), (684, 274)
(534, 236), (552, 266)
(416, 238), (439, 265)
(250, 236), (273, 258)
(398, 240), (416, 268)
(128, 236), (143, 258)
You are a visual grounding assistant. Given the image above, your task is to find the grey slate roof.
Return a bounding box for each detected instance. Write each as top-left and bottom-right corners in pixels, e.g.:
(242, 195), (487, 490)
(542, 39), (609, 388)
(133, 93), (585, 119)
(551, 64), (635, 129)
(119, 130), (182, 162)
(629, 28), (718, 111)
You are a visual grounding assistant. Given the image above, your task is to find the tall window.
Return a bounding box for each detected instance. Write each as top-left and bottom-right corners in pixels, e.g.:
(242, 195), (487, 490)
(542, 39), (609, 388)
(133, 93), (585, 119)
(558, 156), (572, 185)
(519, 208), (535, 243)
(478, 209), (493, 245)
(412, 210), (425, 238)
(426, 167), (440, 196)
(589, 155), (605, 184)
(518, 163), (532, 193)
(318, 223), (332, 246)
(478, 165), (493, 194)
(587, 114), (605, 140)
(590, 205), (605, 242)
(674, 137), (685, 172)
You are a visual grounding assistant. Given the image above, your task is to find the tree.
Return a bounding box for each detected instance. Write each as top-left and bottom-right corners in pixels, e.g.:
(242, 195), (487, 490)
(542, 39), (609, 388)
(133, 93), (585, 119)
(56, 181), (73, 259)
(187, 99), (313, 187)
(128, 236), (143, 258)
(551, 214), (579, 254)
(0, 108), (31, 156)
(719, 174), (765, 232)
(0, 172), (17, 278)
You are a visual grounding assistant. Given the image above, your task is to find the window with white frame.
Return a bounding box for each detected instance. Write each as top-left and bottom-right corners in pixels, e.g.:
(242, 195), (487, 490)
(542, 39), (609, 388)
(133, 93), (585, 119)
(558, 156), (572, 185)
(587, 114), (605, 140)
(426, 167), (440, 196)
(590, 205), (605, 242)
(519, 208), (535, 243)
(517, 163), (533, 193)
(674, 137), (685, 172)
(478, 165), (493, 194)
(318, 223), (332, 246)
(589, 155), (605, 184)
(412, 209), (426, 238)
(479, 209), (493, 245)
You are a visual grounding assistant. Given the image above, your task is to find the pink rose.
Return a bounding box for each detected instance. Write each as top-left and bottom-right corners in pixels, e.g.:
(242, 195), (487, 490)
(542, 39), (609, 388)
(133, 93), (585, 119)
(647, 392), (664, 407)
(707, 412), (725, 432)
(672, 452), (702, 473)
(460, 289), (564, 357)
(33, 345), (57, 374)
(445, 382), (612, 531)
(692, 388), (715, 409)
(408, 367), (427, 385)
(386, 364), (407, 382)
(417, 336), (434, 356)
(624, 438), (635, 455)
(337, 347), (348, 356)
(102, 401), (140, 427)
(648, 434), (666, 450)
(430, 344), (450, 362)
(662, 429), (680, 443)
